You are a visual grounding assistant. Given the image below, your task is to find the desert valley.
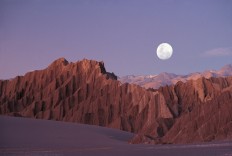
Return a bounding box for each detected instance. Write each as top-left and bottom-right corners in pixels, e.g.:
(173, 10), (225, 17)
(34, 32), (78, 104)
(1, 0), (232, 155)
(1, 58), (232, 155)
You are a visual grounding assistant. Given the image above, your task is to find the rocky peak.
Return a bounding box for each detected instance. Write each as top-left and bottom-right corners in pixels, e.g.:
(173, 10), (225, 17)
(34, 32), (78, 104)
(221, 64), (232, 70)
(219, 64), (232, 76)
(48, 57), (69, 68)
(79, 59), (117, 80)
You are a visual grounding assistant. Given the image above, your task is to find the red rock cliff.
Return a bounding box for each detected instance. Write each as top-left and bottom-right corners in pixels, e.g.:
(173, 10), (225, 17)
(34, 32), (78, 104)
(0, 58), (172, 137)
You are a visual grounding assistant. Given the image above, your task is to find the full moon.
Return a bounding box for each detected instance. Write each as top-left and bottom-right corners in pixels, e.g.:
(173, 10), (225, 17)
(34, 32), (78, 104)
(156, 43), (173, 60)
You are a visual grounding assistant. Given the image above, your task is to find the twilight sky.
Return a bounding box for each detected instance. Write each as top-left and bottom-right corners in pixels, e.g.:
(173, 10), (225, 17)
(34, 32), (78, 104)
(0, 0), (232, 79)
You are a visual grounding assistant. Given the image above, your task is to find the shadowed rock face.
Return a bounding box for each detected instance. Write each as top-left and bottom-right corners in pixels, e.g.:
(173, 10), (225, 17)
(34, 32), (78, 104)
(0, 58), (232, 144)
(157, 77), (232, 144)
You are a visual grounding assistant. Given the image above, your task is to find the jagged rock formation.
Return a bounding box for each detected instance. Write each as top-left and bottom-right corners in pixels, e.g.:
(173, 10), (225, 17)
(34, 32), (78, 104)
(0, 58), (232, 144)
(0, 58), (171, 137)
(156, 77), (232, 143)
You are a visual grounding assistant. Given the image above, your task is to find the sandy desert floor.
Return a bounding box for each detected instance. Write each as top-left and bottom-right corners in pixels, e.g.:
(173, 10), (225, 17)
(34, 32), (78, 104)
(0, 116), (232, 156)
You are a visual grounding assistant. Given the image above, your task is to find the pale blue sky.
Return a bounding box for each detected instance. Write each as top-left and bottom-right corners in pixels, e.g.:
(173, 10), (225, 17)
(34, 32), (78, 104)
(0, 0), (232, 79)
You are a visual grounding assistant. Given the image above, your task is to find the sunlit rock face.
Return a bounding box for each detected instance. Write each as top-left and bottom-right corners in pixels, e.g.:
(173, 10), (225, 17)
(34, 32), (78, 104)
(0, 58), (232, 144)
(0, 58), (170, 137)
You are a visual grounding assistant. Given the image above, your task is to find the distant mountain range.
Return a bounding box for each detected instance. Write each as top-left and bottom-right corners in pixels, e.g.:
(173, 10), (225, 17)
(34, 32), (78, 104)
(119, 64), (232, 89)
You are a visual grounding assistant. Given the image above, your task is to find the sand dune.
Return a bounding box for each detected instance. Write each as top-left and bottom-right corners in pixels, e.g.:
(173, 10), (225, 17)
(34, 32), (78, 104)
(1, 116), (232, 156)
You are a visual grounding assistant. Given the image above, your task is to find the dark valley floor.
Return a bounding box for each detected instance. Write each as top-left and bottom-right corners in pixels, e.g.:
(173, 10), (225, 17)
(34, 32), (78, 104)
(1, 116), (232, 156)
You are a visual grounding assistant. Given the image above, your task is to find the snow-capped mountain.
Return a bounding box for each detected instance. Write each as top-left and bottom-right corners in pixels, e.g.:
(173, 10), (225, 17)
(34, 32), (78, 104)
(119, 64), (232, 89)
